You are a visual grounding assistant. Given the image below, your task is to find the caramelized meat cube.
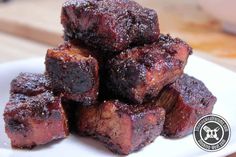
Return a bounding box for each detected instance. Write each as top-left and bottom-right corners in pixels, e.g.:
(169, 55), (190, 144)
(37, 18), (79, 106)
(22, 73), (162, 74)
(10, 73), (51, 96)
(45, 43), (99, 105)
(106, 34), (192, 104)
(158, 74), (217, 138)
(76, 100), (165, 155)
(4, 73), (69, 148)
(61, 0), (160, 54)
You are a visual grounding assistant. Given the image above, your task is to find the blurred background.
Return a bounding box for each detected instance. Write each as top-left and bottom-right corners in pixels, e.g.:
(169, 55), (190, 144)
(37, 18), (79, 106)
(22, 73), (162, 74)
(0, 0), (236, 73)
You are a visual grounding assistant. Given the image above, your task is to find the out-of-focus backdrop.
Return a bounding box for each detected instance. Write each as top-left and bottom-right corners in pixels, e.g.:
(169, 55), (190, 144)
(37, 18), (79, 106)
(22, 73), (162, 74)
(0, 0), (236, 72)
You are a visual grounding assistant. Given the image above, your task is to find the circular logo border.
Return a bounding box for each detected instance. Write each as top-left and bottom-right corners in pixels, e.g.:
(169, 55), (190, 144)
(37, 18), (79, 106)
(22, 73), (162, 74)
(193, 114), (231, 152)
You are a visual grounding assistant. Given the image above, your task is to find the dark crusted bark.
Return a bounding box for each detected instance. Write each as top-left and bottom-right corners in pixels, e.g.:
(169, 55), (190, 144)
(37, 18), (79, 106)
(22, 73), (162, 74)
(106, 34), (192, 104)
(61, 0), (160, 56)
(76, 100), (165, 155)
(4, 73), (69, 148)
(158, 74), (217, 138)
(45, 42), (99, 105)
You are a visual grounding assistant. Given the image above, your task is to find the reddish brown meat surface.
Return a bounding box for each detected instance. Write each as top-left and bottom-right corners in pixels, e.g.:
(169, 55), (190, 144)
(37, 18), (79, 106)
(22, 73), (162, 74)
(45, 42), (99, 105)
(4, 73), (69, 148)
(76, 100), (165, 155)
(158, 74), (217, 138)
(106, 34), (192, 104)
(10, 73), (51, 96)
(61, 0), (160, 55)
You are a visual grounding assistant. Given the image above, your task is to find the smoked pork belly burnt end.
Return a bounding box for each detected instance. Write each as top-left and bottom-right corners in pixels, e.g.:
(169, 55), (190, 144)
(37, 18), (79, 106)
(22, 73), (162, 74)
(61, 0), (160, 54)
(76, 100), (165, 155)
(10, 73), (51, 96)
(106, 34), (192, 104)
(45, 43), (99, 105)
(4, 73), (69, 148)
(158, 74), (217, 138)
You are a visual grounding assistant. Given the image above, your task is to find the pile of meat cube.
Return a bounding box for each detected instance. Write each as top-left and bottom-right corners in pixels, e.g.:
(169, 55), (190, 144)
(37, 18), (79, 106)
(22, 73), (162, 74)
(4, 0), (217, 155)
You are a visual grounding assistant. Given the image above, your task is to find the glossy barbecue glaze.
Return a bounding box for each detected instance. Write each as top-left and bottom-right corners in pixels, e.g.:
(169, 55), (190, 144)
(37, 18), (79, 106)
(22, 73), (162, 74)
(76, 100), (165, 155)
(3, 0), (218, 154)
(4, 73), (69, 148)
(158, 74), (217, 138)
(10, 73), (51, 96)
(107, 34), (192, 104)
(61, 0), (160, 55)
(45, 43), (99, 105)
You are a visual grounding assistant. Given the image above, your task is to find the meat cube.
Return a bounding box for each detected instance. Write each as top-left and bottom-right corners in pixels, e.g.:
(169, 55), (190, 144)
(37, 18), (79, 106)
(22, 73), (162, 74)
(158, 74), (217, 138)
(76, 100), (165, 155)
(10, 73), (51, 96)
(61, 0), (160, 55)
(45, 43), (99, 105)
(106, 34), (192, 104)
(4, 73), (69, 148)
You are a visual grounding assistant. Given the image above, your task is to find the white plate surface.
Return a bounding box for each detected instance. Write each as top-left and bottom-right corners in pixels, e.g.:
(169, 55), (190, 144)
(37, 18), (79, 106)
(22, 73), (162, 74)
(0, 55), (236, 157)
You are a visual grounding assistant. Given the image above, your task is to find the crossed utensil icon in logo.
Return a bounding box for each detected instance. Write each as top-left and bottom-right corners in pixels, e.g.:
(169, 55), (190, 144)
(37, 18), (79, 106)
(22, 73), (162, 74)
(203, 126), (220, 141)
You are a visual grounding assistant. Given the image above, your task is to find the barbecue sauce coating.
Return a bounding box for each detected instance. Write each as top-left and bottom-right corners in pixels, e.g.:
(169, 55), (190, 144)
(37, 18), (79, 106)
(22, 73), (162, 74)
(158, 74), (217, 138)
(10, 73), (51, 96)
(61, 0), (160, 55)
(107, 34), (192, 104)
(4, 73), (69, 148)
(45, 43), (99, 105)
(76, 100), (165, 155)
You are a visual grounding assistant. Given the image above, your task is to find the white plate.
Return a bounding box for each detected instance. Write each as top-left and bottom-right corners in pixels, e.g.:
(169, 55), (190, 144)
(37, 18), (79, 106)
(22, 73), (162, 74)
(0, 55), (236, 157)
